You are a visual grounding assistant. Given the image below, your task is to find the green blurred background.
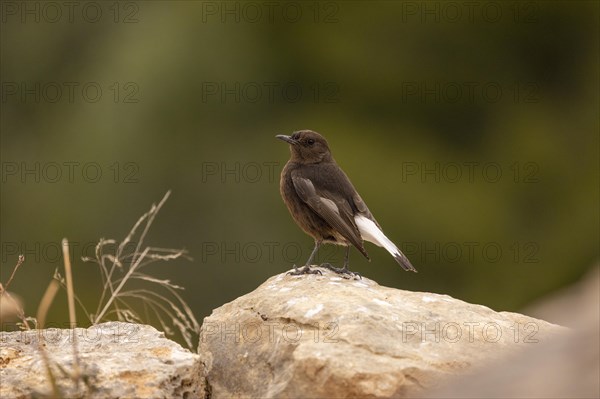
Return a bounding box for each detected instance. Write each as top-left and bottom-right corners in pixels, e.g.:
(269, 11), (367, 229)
(1, 1), (598, 344)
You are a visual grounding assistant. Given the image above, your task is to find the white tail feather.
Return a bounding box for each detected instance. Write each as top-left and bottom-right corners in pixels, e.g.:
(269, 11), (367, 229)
(354, 214), (417, 272)
(354, 215), (399, 256)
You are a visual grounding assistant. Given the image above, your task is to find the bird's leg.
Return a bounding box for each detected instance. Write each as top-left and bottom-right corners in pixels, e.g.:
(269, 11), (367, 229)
(320, 246), (361, 279)
(288, 240), (322, 276)
(305, 239), (321, 266)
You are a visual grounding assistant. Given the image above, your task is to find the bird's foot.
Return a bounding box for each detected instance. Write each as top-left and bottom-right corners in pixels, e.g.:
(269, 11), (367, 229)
(319, 263), (361, 279)
(287, 265), (322, 276)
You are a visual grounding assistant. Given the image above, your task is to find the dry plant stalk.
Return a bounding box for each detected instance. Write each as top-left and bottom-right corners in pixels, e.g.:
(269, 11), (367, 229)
(83, 190), (200, 349)
(36, 277), (60, 329)
(62, 238), (77, 328)
(62, 238), (82, 390)
(0, 256), (61, 397)
(0, 255), (34, 329)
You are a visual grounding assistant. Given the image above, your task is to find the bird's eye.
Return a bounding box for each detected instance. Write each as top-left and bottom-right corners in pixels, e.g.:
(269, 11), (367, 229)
(306, 138), (315, 146)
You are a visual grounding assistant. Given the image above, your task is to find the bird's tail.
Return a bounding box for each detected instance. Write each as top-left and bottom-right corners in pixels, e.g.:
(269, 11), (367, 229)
(354, 215), (417, 272)
(390, 248), (417, 272)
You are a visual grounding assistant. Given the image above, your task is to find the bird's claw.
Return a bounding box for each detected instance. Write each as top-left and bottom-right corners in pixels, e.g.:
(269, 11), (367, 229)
(287, 265), (322, 276)
(319, 263), (361, 279)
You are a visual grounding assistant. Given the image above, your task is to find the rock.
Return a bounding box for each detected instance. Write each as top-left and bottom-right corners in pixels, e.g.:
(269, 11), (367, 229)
(198, 267), (565, 398)
(0, 321), (204, 398)
(422, 266), (600, 398)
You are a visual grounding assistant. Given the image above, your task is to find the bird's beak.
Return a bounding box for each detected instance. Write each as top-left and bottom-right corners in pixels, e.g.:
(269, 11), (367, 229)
(276, 135), (298, 145)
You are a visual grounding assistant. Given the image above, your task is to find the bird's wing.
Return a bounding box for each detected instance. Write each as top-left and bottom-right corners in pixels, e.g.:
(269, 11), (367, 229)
(351, 192), (383, 229)
(301, 163), (378, 220)
(291, 174), (369, 259)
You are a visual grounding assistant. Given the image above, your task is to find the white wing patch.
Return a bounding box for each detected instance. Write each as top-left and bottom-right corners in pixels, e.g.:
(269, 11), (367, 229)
(354, 214), (401, 258)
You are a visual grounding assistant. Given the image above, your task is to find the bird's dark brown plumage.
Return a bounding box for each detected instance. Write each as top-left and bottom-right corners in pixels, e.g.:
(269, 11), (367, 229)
(277, 130), (417, 276)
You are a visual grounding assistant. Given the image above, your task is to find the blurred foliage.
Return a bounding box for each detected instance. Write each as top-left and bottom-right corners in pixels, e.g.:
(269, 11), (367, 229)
(1, 1), (598, 344)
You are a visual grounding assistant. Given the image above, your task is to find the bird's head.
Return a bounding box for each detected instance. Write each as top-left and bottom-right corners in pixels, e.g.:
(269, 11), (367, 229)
(276, 130), (333, 164)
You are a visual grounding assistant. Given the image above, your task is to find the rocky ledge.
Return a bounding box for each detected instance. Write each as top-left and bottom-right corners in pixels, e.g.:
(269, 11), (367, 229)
(3, 267), (586, 398)
(198, 267), (565, 398)
(0, 322), (204, 398)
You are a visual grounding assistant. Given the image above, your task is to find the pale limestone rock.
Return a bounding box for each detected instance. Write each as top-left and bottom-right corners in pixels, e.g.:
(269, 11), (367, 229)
(422, 267), (600, 398)
(0, 322), (204, 398)
(199, 267), (565, 398)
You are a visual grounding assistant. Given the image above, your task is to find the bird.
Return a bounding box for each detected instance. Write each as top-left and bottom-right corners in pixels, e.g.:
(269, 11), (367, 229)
(276, 130), (417, 277)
